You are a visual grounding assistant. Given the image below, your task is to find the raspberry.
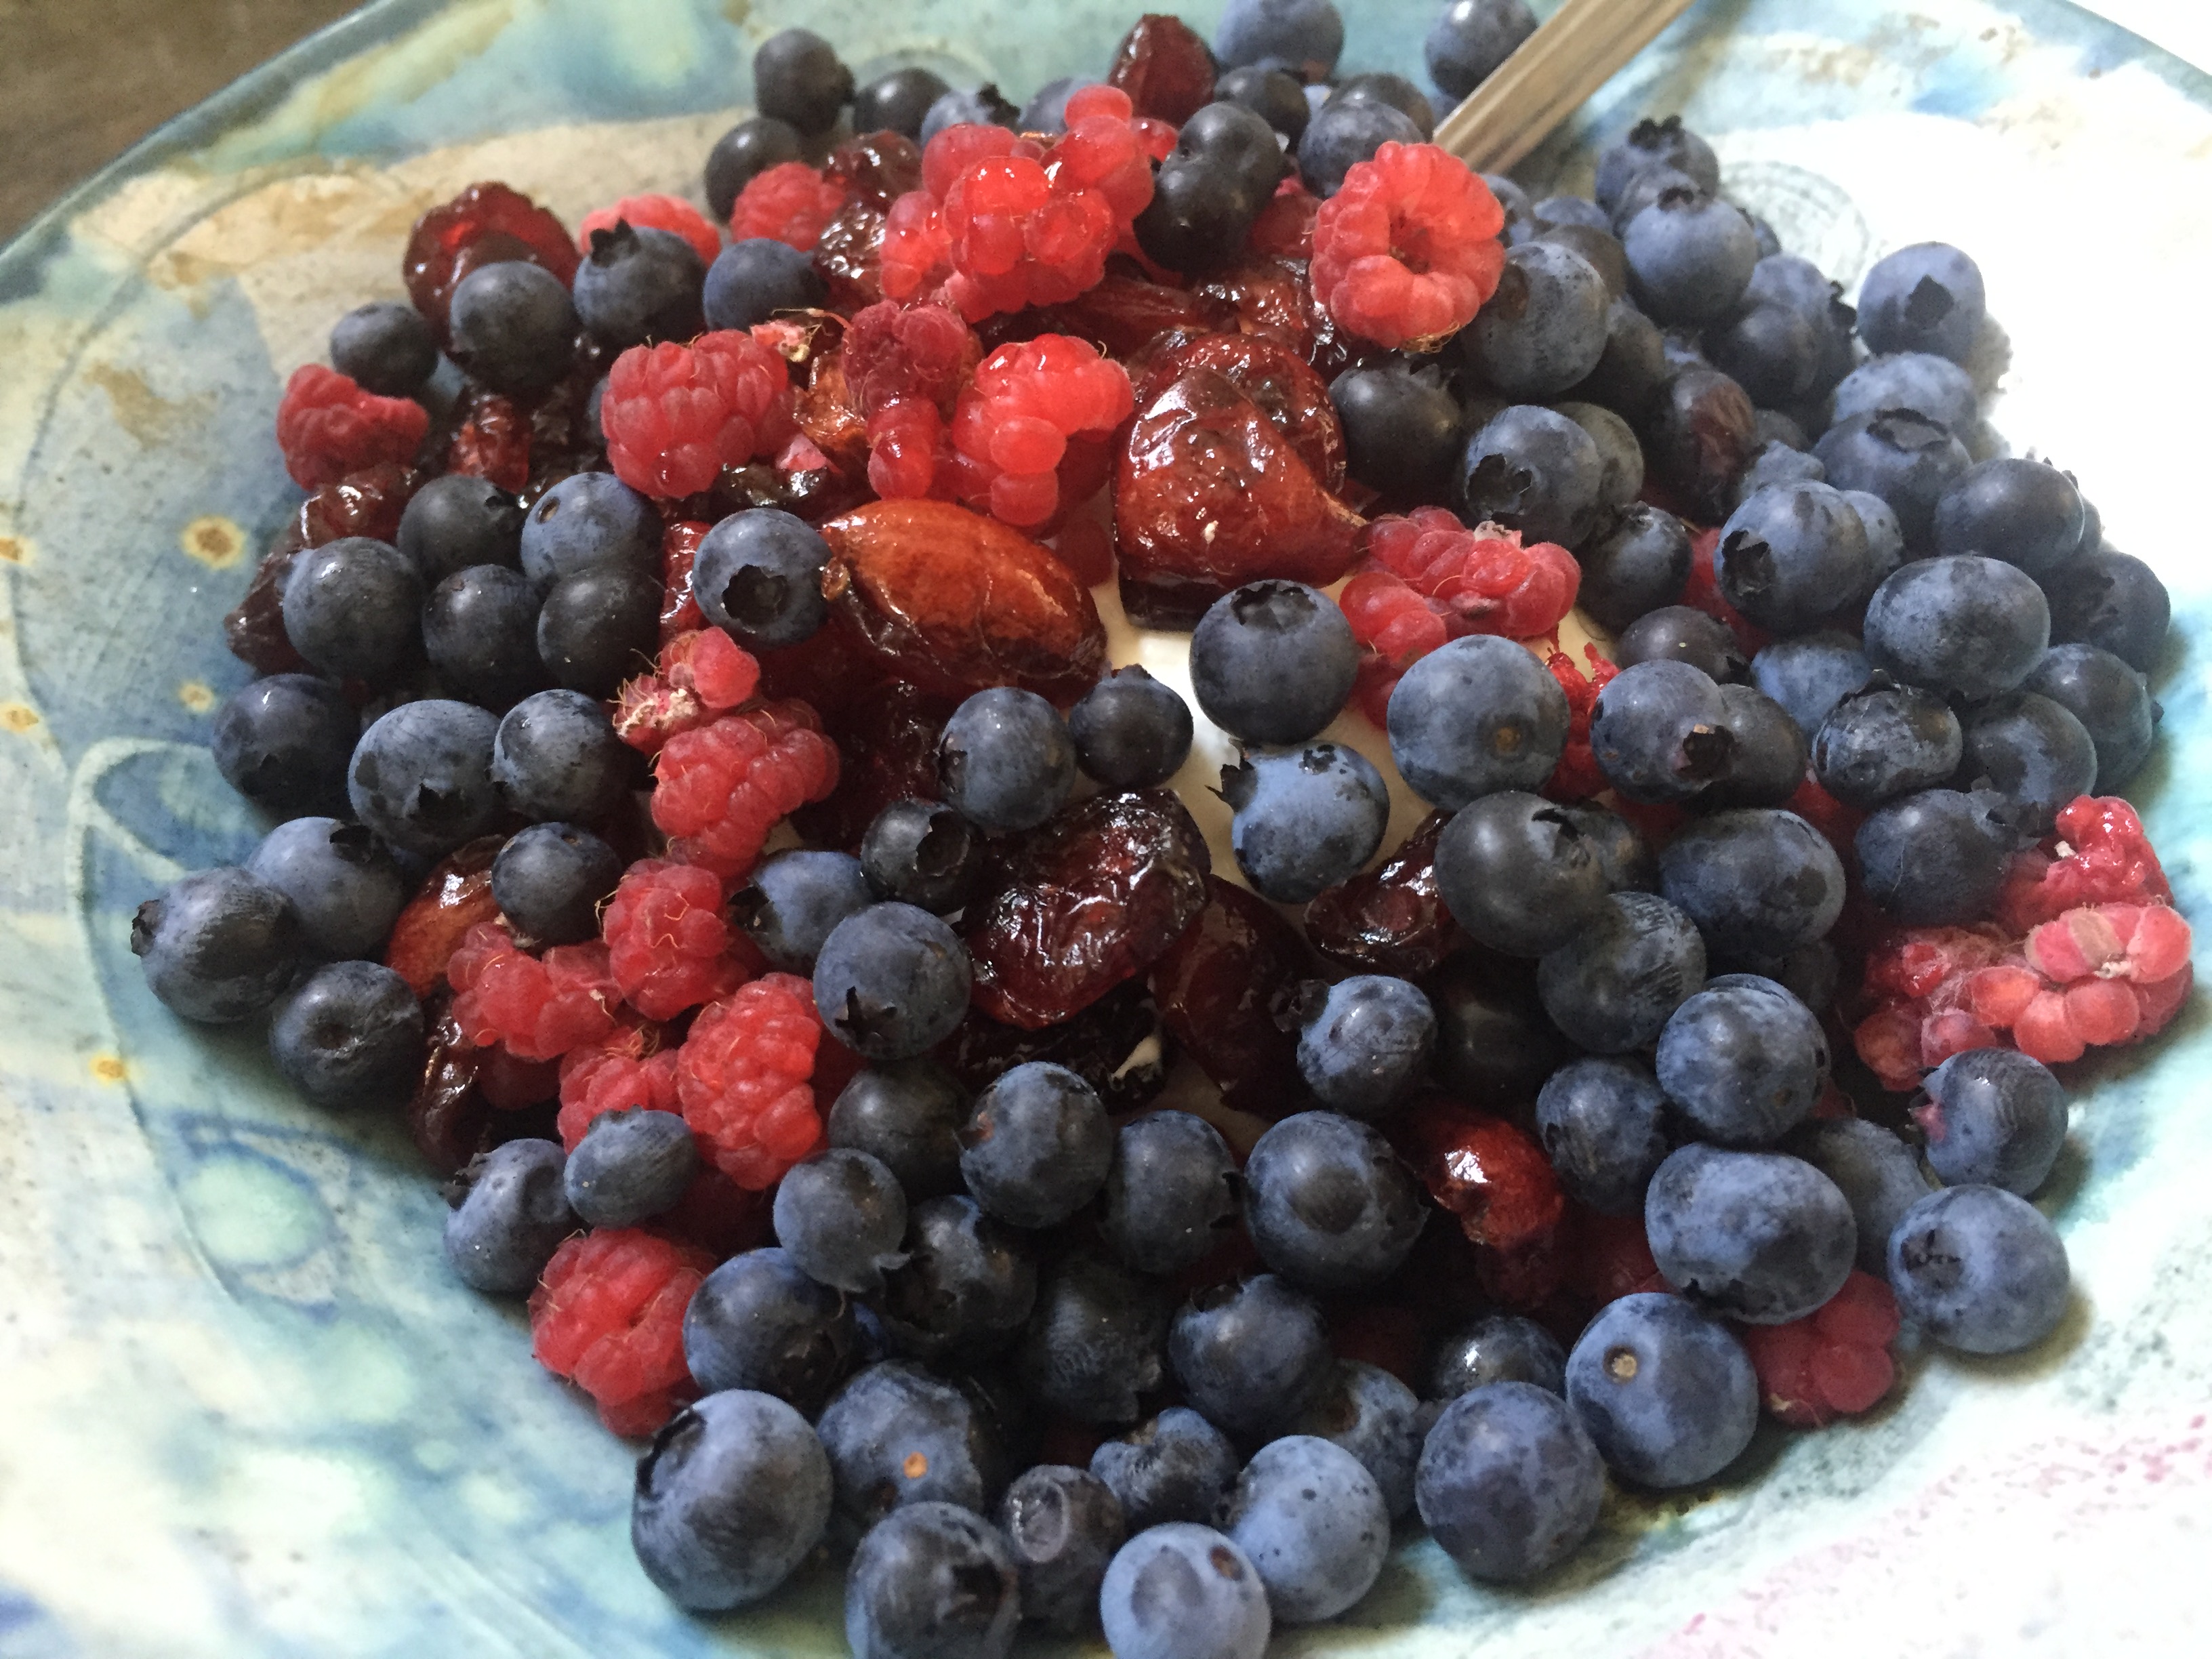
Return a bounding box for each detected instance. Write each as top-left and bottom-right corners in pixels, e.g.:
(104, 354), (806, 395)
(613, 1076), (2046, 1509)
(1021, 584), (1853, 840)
(600, 331), (796, 499)
(843, 300), (980, 417)
(1310, 143), (1507, 349)
(578, 193), (722, 265)
(556, 1037), (682, 1148)
(447, 922), (623, 1061)
(1994, 794), (2173, 929)
(730, 161), (850, 252)
(444, 389), (529, 492)
(403, 181), (579, 337)
(1404, 1098), (1568, 1307)
(649, 702), (842, 879)
(865, 401), (954, 499)
(947, 335), (1134, 529)
(601, 857), (757, 1021)
(530, 1228), (714, 1437)
(676, 973), (829, 1187)
(1738, 1271), (1902, 1427)
(1541, 643), (1620, 802)
(274, 365), (429, 489)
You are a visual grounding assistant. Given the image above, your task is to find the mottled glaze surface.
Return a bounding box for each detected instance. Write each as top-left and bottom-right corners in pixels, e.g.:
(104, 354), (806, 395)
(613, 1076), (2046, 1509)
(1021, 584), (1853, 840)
(1, 2), (2209, 1655)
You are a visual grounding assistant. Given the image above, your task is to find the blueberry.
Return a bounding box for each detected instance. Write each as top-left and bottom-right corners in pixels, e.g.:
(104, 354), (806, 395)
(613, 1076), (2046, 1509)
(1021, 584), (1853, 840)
(1532, 1053), (1671, 1214)
(1099, 1524), (1271, 1659)
(1708, 682), (1810, 808)
(1655, 973), (1828, 1147)
(1856, 787), (2020, 925)
(1533, 194), (1614, 235)
(397, 473), (525, 583)
(1427, 0), (1538, 96)
(1102, 1110), (1239, 1277)
(1456, 402), (1605, 548)
(130, 867), (302, 1024)
(447, 260), (575, 394)
(1593, 115), (1721, 212)
(268, 960), (424, 1109)
(733, 848), (874, 970)
(1214, 64), (1311, 143)
(494, 822), (619, 946)
(2045, 548), (2170, 674)
(1643, 365), (1759, 521)
(1887, 1185), (2069, 1354)
(1749, 632), (1871, 743)
(1464, 240), (1611, 397)
(1564, 1292), (1756, 1487)
(1658, 807), (1847, 959)
(1704, 302), (1821, 405)
(441, 1139), (574, 1294)
(1427, 1315), (1567, 1400)
(1613, 605), (1747, 684)
(1287, 1359), (1423, 1518)
(1715, 480), (1872, 633)
(1591, 659), (1736, 803)
(1387, 634), (1572, 809)
(828, 1060), (971, 1199)
(1623, 189), (1759, 327)
(1017, 75), (1097, 135)
(1136, 107), (1286, 274)
(1417, 1381), (1605, 1583)
(1645, 1143), (1856, 1324)
(684, 1246), (857, 1413)
(1917, 1048), (2067, 1196)
(518, 470), (659, 588)
(1435, 790), (1614, 956)
(1427, 946), (1574, 1107)
(1220, 744), (1389, 904)
(1857, 241), (1985, 363)
(1242, 1111), (1425, 1291)
(537, 561), (661, 695)
(1293, 975), (1436, 1118)
(2021, 642), (2158, 792)
(818, 1361), (1010, 1527)
(1017, 1254), (1170, 1425)
(853, 66), (954, 139)
(247, 818), (407, 960)
(846, 1502), (1020, 1659)
(491, 688), (632, 824)
(1329, 72), (1435, 137)
(1295, 96), (1420, 198)
(1957, 695), (2094, 837)
(1536, 223), (1629, 300)
(330, 300), (436, 396)
(563, 1107), (697, 1227)
(704, 115), (804, 220)
(1562, 801), (1659, 891)
(753, 28), (853, 136)
(1221, 1435), (1387, 1622)
(1216, 0), (1345, 77)
(1926, 457), (2085, 583)
(633, 1390), (832, 1610)
(1813, 684), (1964, 809)
(1727, 436), (1826, 510)
(1830, 351), (1978, 434)
(767, 1147), (907, 1294)
(1784, 1117), (1933, 1277)
(1755, 408), (1811, 450)
(1740, 253), (1852, 384)
(701, 236), (825, 331)
(996, 1464), (1125, 1633)
(348, 699), (501, 859)
(281, 536), (422, 682)
(1168, 1274), (1332, 1442)
(920, 84), (1020, 148)
(1814, 409), (1971, 554)
(1606, 163), (1701, 237)
(859, 799), (988, 915)
(937, 688), (1077, 835)
(1190, 581), (1357, 746)
(1563, 296), (1670, 418)
(959, 1061), (1112, 1229)
(1555, 398), (1645, 505)
(1067, 667), (1194, 791)
(1575, 504), (1692, 630)
(422, 563), (546, 708)
(1090, 1409), (1242, 1532)
(575, 224), (704, 350)
(213, 674), (359, 819)
(879, 1195), (1038, 1359)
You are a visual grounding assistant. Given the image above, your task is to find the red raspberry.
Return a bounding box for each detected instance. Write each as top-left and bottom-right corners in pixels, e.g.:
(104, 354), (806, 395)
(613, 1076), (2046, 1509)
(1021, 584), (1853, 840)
(730, 161), (850, 252)
(1404, 1099), (1568, 1307)
(557, 1036), (682, 1148)
(677, 973), (829, 1187)
(650, 702), (842, 880)
(1542, 644), (1620, 803)
(600, 331), (796, 499)
(843, 300), (981, 416)
(447, 922), (623, 1061)
(274, 365), (428, 489)
(445, 389), (529, 492)
(403, 181), (579, 337)
(530, 1229), (714, 1437)
(1310, 143), (1507, 348)
(616, 624), (760, 754)
(947, 335), (1134, 528)
(1995, 794), (2174, 929)
(579, 193), (722, 265)
(1739, 1271), (1902, 1427)
(602, 857), (756, 1021)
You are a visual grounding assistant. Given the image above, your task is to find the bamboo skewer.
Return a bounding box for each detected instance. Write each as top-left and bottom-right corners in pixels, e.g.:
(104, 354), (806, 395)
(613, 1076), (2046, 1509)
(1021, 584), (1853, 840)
(1435, 0), (1699, 174)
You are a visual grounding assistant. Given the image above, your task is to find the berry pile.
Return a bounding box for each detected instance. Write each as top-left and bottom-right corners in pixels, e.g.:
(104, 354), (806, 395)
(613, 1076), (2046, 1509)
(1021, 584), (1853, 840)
(135, 3), (2190, 1654)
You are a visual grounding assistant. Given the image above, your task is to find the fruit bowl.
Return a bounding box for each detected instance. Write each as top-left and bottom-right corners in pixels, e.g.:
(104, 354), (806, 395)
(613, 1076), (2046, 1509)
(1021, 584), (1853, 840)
(3, 0), (2209, 1654)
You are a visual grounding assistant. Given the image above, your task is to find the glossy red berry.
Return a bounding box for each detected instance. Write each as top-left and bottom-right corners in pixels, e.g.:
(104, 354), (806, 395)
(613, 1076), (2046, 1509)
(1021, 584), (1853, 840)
(274, 365), (429, 489)
(1310, 143), (1507, 348)
(601, 331), (797, 499)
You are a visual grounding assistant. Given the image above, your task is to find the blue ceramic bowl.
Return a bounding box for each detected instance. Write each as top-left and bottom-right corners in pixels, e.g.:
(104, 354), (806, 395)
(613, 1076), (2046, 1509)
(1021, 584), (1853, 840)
(3, 2), (2210, 1654)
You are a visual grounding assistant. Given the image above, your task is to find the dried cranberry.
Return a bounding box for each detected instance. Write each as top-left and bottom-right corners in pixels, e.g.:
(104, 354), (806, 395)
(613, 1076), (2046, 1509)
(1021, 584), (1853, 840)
(224, 542), (308, 674)
(1645, 366), (1757, 523)
(411, 998), (492, 1176)
(659, 520), (710, 642)
(989, 276), (1240, 361)
(752, 616), (888, 718)
(1107, 14), (1217, 123)
(965, 790), (1212, 1029)
(1193, 257), (1363, 379)
(299, 461), (419, 546)
(403, 182), (578, 340)
(384, 836), (506, 998)
(1146, 876), (1309, 1115)
(813, 198), (890, 311)
(1305, 811), (1465, 979)
(793, 338), (874, 479)
(790, 679), (959, 849)
(1136, 333), (1346, 489)
(825, 130), (924, 211)
(937, 979), (1175, 1112)
(647, 1167), (774, 1260)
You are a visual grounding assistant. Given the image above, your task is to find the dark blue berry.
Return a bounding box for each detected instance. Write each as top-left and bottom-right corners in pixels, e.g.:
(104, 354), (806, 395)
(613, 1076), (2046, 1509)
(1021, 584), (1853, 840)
(1575, 503), (1692, 630)
(423, 564), (546, 707)
(1242, 1111), (1425, 1291)
(1220, 744), (1390, 903)
(537, 562), (660, 697)
(491, 689), (631, 825)
(268, 960), (424, 1109)
(1655, 972), (1828, 1147)
(859, 798), (987, 914)
(1190, 581), (1357, 746)
(1564, 1292), (1757, 1487)
(1168, 1274), (1332, 1442)
(1557, 398), (1645, 504)
(1223, 1435), (1389, 1621)
(1613, 605), (1747, 683)
(1099, 1524), (1270, 1659)
(1536, 889), (1706, 1054)
(1135, 108), (1284, 274)
(691, 506), (829, 648)
(1814, 409), (1971, 554)
(1715, 480), (1873, 632)
(490, 821), (619, 944)
(1456, 402), (1605, 547)
(213, 673), (357, 817)
(247, 818), (407, 960)
(1857, 241), (1984, 363)
(1623, 189), (1758, 326)
(1931, 456), (2085, 581)
(754, 28), (853, 136)
(704, 115), (804, 220)
(1465, 240), (1612, 397)
(828, 1061), (970, 1200)
(879, 1195), (1037, 1359)
(573, 222), (703, 350)
(330, 300), (436, 396)
(1017, 1254), (1169, 1424)
(1658, 807), (1847, 960)
(1102, 1110), (1238, 1277)
(1295, 96), (1420, 198)
(1887, 1185), (2069, 1354)
(1067, 667), (1194, 790)
(1728, 436), (1826, 510)
(684, 1246), (857, 1413)
(734, 848), (874, 970)
(1594, 115), (1720, 212)
(397, 472), (524, 583)
(1704, 301), (1820, 405)
(2021, 642), (2158, 792)
(853, 66), (954, 139)
(131, 867), (302, 1024)
(1416, 1381), (1605, 1582)
(1534, 1054), (1673, 1215)
(441, 1139), (573, 1294)
(919, 84), (1019, 148)
(1427, 1314), (1567, 1400)
(1741, 253), (1853, 385)
(1644, 363), (1759, 520)
(1755, 407), (1811, 450)
(703, 237), (827, 331)
(1287, 1359), (1422, 1518)
(1591, 659), (1735, 803)
(996, 1465), (1125, 1633)
(447, 260), (575, 394)
(282, 536), (422, 682)
(518, 470), (659, 588)
(1645, 1143), (1856, 1323)
(632, 1390), (832, 1610)
(1328, 72), (1435, 138)
(1214, 64), (1309, 142)
(1606, 163), (1700, 236)
(938, 687), (1077, 834)
(959, 1061), (1112, 1230)
(564, 1107), (698, 1227)
(1435, 790), (1613, 956)
(1090, 1409), (1242, 1533)
(774, 1147), (909, 1293)
(1830, 351), (1977, 434)
(815, 903), (974, 1061)
(1428, 946), (1574, 1107)
(1813, 684), (1963, 809)
(845, 1502), (1020, 1659)
(1387, 633), (1571, 808)
(1293, 975), (1435, 1118)
(1217, 0), (1345, 77)
(1959, 693), (2097, 834)
(2045, 548), (2169, 675)
(1330, 358), (1467, 505)
(1919, 1048), (2067, 1195)
(1017, 76), (1097, 134)
(1563, 295), (1669, 417)
(1784, 1117), (1931, 1277)
(1855, 787), (2020, 924)
(1844, 489), (1909, 602)
(1538, 222), (1629, 298)
(1427, 0), (1538, 97)
(1708, 682), (1810, 808)
(819, 1361), (1010, 1528)
(1749, 631), (1870, 742)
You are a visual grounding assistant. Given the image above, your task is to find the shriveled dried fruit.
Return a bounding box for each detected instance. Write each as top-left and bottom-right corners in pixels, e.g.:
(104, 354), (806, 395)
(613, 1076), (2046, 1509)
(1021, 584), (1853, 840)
(384, 836), (506, 998)
(1147, 876), (1310, 1114)
(936, 978), (1174, 1112)
(1306, 811), (1465, 979)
